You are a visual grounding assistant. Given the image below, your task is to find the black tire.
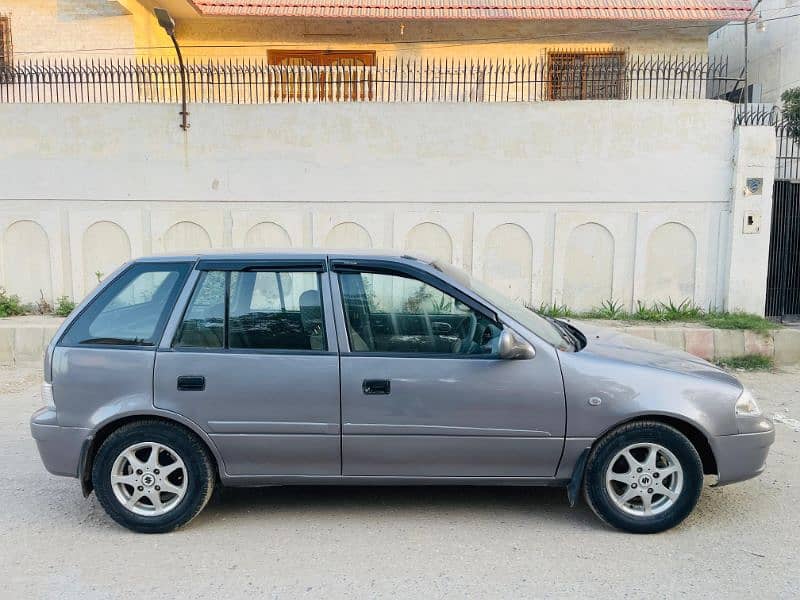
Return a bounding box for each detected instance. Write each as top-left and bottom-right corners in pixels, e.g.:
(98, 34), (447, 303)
(583, 421), (703, 534)
(92, 420), (215, 534)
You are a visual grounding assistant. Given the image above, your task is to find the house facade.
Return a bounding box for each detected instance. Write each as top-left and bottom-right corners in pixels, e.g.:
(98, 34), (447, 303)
(709, 0), (800, 104)
(4, 1), (747, 63)
(1, 0), (782, 319)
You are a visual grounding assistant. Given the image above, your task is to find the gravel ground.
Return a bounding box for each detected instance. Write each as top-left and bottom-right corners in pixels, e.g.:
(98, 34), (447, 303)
(1, 365), (798, 599)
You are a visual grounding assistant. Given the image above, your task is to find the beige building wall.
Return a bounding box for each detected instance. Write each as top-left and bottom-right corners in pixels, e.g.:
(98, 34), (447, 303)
(3, 1), (713, 61)
(0, 100), (775, 315)
(169, 18), (712, 61)
(2, 0), (136, 59)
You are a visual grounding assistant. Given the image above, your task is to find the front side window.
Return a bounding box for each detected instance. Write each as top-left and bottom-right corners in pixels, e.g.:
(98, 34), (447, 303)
(61, 262), (190, 347)
(339, 271), (502, 356)
(174, 270), (326, 351)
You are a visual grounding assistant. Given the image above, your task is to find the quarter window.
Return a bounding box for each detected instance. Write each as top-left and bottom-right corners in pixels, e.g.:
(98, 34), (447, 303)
(338, 271), (502, 356)
(60, 262), (191, 347)
(174, 270), (326, 352)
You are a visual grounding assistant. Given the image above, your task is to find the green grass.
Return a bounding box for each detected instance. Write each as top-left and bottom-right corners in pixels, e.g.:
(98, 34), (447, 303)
(715, 354), (774, 371)
(702, 311), (775, 333)
(529, 297), (779, 332)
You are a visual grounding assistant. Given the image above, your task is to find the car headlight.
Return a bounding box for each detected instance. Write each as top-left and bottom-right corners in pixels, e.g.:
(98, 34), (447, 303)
(41, 382), (55, 410)
(735, 388), (761, 417)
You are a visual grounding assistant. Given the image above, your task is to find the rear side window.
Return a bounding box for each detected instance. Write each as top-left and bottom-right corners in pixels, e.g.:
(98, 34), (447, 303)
(60, 262), (191, 347)
(173, 270), (326, 352)
(230, 271), (324, 350)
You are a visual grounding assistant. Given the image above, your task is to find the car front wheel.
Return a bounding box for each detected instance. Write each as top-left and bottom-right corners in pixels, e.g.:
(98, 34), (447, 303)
(583, 421), (704, 534)
(92, 420), (215, 533)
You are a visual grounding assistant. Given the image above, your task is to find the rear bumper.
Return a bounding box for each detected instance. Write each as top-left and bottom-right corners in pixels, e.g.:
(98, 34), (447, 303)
(712, 424), (775, 486)
(30, 407), (90, 478)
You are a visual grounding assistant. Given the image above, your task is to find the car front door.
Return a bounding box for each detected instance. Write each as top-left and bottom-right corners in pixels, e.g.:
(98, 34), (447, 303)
(331, 259), (566, 478)
(154, 259), (341, 478)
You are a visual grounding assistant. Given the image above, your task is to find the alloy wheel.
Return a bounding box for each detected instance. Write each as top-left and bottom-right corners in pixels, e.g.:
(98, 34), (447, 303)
(604, 442), (684, 517)
(110, 442), (188, 517)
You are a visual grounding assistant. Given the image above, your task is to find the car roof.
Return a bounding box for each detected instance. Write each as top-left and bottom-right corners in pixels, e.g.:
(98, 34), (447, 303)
(137, 248), (434, 264)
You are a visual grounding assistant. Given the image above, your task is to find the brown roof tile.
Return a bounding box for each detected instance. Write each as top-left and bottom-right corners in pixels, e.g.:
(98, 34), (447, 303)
(190, 0), (751, 21)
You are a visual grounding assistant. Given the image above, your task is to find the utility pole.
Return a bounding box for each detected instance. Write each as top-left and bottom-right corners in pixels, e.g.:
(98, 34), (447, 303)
(743, 0), (764, 108)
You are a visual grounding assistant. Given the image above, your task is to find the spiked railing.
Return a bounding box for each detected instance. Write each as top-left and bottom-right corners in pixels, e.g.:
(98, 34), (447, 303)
(0, 54), (734, 104)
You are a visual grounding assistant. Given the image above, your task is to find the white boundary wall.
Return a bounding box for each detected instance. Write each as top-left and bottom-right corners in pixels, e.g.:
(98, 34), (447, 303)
(0, 101), (776, 313)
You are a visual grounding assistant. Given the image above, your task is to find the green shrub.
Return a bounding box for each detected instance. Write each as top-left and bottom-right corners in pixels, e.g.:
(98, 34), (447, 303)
(531, 302), (574, 318)
(630, 300), (664, 321)
(55, 296), (76, 317)
(657, 298), (703, 321)
(0, 288), (25, 317)
(584, 299), (626, 320)
(782, 87), (800, 139)
(715, 354), (774, 371)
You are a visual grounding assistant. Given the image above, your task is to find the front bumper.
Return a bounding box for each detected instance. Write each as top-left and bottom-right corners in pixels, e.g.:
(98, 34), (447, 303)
(712, 420), (775, 486)
(30, 407), (90, 478)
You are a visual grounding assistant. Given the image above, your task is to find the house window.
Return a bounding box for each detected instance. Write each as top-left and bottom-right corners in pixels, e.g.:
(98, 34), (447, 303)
(548, 51), (625, 100)
(268, 50), (376, 101)
(0, 15), (11, 69)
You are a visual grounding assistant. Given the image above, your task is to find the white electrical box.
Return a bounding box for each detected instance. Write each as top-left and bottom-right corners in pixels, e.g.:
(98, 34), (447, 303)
(743, 210), (761, 234)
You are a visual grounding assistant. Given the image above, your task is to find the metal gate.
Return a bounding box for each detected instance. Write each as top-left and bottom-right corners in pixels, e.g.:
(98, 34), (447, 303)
(766, 180), (800, 321)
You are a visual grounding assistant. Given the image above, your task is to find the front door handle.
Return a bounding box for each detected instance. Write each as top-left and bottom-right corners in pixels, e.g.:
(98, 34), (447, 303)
(363, 379), (391, 395)
(177, 375), (205, 391)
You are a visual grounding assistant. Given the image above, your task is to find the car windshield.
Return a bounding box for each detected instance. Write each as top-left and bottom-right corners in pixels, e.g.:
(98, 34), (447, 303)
(431, 261), (576, 351)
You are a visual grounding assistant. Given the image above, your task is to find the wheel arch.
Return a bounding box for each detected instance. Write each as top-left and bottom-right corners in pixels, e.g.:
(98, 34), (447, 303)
(595, 414), (718, 476)
(79, 413), (225, 497)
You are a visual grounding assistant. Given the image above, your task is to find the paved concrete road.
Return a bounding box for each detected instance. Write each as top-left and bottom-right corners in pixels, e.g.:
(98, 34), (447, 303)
(2, 366), (798, 599)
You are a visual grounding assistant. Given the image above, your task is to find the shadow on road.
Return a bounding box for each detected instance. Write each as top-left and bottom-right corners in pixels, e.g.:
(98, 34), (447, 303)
(199, 484), (599, 528)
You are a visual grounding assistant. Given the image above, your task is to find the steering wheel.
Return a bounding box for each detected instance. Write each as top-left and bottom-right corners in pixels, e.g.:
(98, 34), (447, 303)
(453, 312), (478, 353)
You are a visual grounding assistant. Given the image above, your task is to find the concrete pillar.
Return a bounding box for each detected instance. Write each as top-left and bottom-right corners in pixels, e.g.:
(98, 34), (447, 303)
(724, 126), (776, 315)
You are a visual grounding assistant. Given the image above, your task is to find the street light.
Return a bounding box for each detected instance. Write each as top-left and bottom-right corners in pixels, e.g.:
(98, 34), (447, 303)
(154, 7), (189, 130)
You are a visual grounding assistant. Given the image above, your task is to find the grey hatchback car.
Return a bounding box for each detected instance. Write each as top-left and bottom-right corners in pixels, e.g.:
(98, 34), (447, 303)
(31, 251), (774, 534)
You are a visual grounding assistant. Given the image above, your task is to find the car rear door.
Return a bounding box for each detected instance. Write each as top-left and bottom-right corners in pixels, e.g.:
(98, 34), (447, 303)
(330, 258), (566, 478)
(154, 258), (341, 478)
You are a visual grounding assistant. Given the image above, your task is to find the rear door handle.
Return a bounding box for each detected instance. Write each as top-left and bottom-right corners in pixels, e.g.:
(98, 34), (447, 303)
(363, 379), (391, 395)
(177, 375), (205, 391)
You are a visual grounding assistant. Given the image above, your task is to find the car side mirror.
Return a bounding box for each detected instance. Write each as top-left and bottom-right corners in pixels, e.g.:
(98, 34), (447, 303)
(498, 329), (535, 360)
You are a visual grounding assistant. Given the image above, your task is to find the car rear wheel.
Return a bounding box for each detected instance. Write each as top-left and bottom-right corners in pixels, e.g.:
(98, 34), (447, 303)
(92, 420), (215, 533)
(583, 421), (704, 533)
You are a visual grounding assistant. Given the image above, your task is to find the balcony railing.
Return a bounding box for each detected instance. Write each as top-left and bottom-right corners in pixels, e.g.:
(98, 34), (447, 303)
(0, 55), (735, 104)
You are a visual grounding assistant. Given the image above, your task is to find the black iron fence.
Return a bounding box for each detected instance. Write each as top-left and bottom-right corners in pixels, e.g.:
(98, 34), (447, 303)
(766, 180), (800, 321)
(0, 54), (734, 104)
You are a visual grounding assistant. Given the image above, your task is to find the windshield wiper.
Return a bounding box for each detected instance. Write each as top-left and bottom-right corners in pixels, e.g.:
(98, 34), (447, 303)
(545, 317), (578, 350)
